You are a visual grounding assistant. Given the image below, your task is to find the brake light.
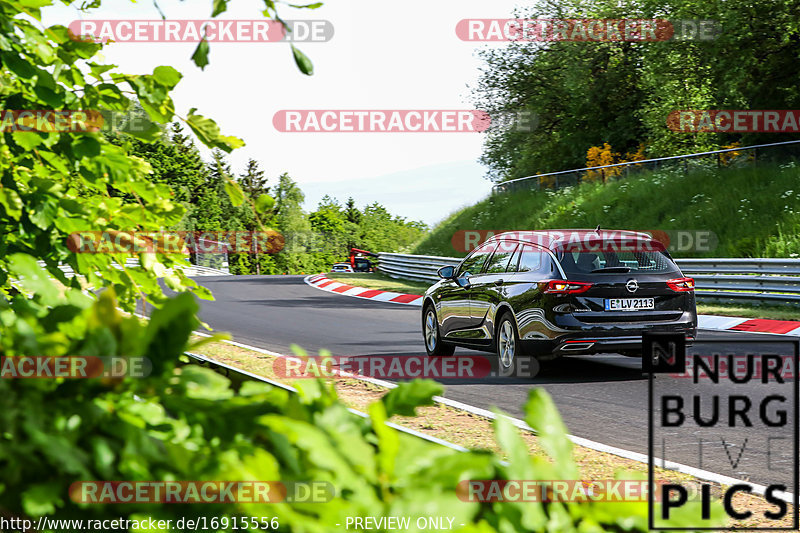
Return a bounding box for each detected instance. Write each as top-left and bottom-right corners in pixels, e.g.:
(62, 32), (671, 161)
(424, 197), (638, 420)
(542, 280), (593, 294)
(667, 277), (695, 292)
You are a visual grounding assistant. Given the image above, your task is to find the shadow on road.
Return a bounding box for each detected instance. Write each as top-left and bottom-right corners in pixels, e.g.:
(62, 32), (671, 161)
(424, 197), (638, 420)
(319, 351), (648, 386)
(240, 297), (415, 310)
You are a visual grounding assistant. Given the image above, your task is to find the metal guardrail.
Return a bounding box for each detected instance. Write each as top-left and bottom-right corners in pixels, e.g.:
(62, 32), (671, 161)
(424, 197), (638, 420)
(377, 253), (800, 306)
(376, 253), (460, 283)
(493, 139), (800, 194)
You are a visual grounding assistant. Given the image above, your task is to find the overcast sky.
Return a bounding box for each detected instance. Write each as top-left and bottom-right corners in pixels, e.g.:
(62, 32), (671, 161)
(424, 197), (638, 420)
(42, 0), (526, 225)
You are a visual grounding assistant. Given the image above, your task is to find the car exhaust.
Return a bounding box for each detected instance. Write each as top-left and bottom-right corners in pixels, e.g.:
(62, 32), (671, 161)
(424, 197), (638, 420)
(560, 341), (595, 351)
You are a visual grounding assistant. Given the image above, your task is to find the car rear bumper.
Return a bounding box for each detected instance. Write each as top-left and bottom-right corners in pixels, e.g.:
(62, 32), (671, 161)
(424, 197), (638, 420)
(520, 311), (697, 357)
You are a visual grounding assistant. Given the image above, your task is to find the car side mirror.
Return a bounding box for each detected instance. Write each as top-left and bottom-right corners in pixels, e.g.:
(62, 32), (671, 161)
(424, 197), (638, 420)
(437, 265), (456, 279)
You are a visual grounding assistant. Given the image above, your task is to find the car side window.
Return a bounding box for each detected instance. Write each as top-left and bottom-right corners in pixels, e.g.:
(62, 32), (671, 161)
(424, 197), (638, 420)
(458, 242), (496, 277)
(539, 253), (558, 275)
(517, 245), (543, 273)
(484, 242), (518, 274)
(506, 245), (522, 272)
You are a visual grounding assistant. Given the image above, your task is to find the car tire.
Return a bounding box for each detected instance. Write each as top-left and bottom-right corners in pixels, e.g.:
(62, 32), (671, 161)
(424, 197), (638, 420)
(423, 305), (455, 357)
(495, 311), (519, 371)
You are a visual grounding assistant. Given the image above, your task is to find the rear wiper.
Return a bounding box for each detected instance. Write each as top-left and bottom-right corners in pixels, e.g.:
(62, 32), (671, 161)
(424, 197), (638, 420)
(591, 266), (631, 273)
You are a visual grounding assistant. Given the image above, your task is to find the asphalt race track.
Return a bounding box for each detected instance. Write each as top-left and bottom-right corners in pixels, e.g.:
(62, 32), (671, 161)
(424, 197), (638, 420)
(188, 275), (797, 490)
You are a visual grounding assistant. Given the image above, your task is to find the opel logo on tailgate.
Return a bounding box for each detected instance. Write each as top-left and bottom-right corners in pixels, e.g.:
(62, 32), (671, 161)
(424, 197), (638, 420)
(626, 279), (639, 293)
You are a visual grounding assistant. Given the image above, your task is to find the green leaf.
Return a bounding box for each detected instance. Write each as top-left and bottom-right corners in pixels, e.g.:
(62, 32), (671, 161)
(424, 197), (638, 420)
(223, 178), (245, 207)
(492, 412), (549, 531)
(28, 199), (56, 229)
(289, 2), (323, 8)
(524, 388), (576, 476)
(72, 136), (101, 158)
(368, 401), (399, 479)
(152, 65), (182, 89)
(211, 0), (229, 16)
(8, 254), (60, 306)
(16, 0), (51, 10)
(1, 52), (36, 79)
(291, 44), (314, 75)
(33, 84), (63, 107)
(381, 380), (442, 417)
(38, 149), (70, 173)
(0, 187), (23, 219)
(21, 484), (63, 516)
(88, 62), (116, 78)
(176, 365), (234, 400)
(191, 39), (210, 70)
(255, 193), (275, 213)
(12, 131), (43, 150)
(185, 109), (244, 152)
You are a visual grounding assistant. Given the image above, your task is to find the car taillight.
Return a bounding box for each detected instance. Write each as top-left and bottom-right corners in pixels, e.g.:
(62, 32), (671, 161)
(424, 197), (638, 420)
(542, 280), (593, 294)
(667, 277), (695, 292)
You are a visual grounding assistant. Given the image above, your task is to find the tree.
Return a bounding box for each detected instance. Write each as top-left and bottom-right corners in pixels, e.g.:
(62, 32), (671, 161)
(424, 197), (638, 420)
(472, 0), (800, 182)
(272, 173), (318, 272)
(107, 121), (209, 222)
(309, 196), (345, 235)
(358, 202), (428, 253)
(239, 158), (269, 200)
(344, 197), (361, 224)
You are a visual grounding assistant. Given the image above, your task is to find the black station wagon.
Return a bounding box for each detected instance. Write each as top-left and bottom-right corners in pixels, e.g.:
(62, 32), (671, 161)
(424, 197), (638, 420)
(421, 230), (697, 368)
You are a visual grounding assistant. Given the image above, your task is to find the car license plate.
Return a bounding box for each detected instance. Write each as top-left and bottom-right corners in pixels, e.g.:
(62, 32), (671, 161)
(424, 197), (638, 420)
(605, 298), (655, 311)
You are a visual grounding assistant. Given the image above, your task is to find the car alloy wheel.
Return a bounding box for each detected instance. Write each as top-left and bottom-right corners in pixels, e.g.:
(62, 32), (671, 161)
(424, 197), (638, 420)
(425, 309), (438, 352)
(423, 305), (455, 357)
(498, 318), (516, 369)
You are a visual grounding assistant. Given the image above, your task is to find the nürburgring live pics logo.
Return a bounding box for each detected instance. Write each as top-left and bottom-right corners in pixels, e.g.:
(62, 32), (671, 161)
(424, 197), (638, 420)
(646, 333), (799, 530)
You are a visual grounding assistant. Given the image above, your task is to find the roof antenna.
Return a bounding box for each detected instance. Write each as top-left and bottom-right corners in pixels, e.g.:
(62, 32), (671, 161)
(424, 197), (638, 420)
(594, 224), (601, 233)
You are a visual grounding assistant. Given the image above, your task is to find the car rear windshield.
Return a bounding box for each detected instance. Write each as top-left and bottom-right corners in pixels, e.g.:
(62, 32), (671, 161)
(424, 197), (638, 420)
(555, 249), (679, 275)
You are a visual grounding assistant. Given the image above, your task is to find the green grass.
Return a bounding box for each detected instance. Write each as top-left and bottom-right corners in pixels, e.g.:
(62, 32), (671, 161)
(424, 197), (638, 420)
(326, 272), (431, 295)
(413, 162), (800, 259)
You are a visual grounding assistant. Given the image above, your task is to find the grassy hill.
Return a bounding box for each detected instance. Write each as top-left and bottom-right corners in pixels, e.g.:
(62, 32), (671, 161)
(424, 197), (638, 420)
(413, 163), (800, 259)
